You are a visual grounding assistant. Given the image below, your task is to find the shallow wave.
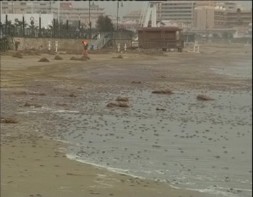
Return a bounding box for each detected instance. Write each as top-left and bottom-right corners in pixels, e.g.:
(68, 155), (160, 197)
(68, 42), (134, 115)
(66, 153), (146, 180)
(65, 153), (251, 197)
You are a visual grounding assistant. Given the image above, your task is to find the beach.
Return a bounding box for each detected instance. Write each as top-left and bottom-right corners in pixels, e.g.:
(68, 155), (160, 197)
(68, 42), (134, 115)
(1, 43), (252, 197)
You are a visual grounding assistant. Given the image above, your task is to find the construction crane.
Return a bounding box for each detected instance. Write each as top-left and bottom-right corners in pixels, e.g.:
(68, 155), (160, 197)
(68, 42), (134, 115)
(139, 2), (161, 28)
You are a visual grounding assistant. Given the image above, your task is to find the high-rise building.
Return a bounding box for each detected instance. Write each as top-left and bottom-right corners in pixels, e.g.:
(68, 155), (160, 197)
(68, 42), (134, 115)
(157, 1), (196, 28)
(226, 8), (252, 28)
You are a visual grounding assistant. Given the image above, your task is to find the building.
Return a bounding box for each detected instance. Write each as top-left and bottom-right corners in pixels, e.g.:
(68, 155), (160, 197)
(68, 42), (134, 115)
(157, 1), (196, 28)
(0, 1), (53, 14)
(195, 1), (217, 7)
(56, 2), (105, 28)
(225, 8), (252, 28)
(193, 5), (226, 31)
(0, 1), (105, 28)
(122, 10), (141, 24)
(216, 1), (238, 11)
(1, 13), (54, 28)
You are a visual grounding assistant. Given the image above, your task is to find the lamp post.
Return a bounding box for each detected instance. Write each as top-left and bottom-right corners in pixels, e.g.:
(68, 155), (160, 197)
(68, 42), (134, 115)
(116, 1), (123, 31)
(89, 0), (91, 39)
(0, 1), (2, 16)
(49, 1), (51, 13)
(12, 1), (14, 13)
(205, 8), (208, 42)
(117, 1), (119, 31)
(39, 12), (41, 37)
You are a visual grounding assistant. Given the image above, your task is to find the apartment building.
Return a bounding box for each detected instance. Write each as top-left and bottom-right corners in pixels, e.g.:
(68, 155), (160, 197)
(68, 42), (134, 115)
(157, 1), (196, 28)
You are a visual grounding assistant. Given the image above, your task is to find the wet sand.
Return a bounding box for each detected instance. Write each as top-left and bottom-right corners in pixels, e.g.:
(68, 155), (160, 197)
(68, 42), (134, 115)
(2, 126), (207, 197)
(1, 43), (251, 197)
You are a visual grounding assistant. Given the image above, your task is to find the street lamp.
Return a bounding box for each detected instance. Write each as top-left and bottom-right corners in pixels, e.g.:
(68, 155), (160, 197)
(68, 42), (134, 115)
(116, 1), (123, 31)
(89, 0), (91, 39)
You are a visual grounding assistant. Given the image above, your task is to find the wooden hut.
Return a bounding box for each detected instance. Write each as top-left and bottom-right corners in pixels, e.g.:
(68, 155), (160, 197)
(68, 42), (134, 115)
(138, 27), (184, 51)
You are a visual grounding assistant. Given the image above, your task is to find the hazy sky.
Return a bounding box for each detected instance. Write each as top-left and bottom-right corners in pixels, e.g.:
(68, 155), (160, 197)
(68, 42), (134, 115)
(73, 1), (252, 18)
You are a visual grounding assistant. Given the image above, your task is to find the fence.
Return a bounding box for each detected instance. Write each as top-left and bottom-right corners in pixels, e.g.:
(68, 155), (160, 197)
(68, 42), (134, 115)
(0, 17), (97, 39)
(0, 37), (10, 51)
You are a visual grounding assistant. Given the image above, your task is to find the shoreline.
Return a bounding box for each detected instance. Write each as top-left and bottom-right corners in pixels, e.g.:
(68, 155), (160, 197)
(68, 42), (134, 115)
(1, 126), (212, 197)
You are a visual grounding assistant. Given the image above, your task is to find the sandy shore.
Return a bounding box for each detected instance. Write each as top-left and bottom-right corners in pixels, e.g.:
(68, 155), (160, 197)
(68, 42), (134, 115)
(2, 124), (210, 197)
(1, 43), (251, 197)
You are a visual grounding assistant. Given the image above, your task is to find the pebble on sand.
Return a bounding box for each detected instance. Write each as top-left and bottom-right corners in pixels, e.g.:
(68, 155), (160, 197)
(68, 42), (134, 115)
(38, 57), (50, 62)
(69, 93), (77, 97)
(12, 52), (23, 58)
(131, 81), (142, 84)
(24, 102), (42, 108)
(1, 117), (18, 124)
(70, 56), (89, 61)
(116, 96), (129, 102)
(106, 101), (129, 108)
(197, 95), (214, 101)
(113, 55), (123, 59)
(152, 90), (173, 95)
(54, 55), (63, 60)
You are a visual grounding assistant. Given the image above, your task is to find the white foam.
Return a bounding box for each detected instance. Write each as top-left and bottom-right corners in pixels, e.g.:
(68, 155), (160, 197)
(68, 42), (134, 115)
(197, 188), (239, 197)
(17, 107), (79, 114)
(66, 153), (146, 180)
(65, 152), (252, 197)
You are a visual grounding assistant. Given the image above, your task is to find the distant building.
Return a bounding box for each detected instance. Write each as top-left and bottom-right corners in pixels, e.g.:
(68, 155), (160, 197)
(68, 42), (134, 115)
(0, 13), (54, 28)
(216, 1), (238, 11)
(157, 1), (196, 28)
(56, 2), (105, 28)
(122, 10), (141, 24)
(195, 1), (217, 7)
(0, 1), (53, 14)
(0, 1), (105, 28)
(225, 8), (252, 28)
(121, 10), (141, 31)
(193, 5), (226, 31)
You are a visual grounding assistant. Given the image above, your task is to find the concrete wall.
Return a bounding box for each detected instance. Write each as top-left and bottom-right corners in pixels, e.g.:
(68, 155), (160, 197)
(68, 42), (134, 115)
(13, 37), (97, 53)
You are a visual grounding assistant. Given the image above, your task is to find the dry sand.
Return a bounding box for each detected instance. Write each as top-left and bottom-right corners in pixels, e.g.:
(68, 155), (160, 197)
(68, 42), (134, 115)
(1, 43), (251, 197)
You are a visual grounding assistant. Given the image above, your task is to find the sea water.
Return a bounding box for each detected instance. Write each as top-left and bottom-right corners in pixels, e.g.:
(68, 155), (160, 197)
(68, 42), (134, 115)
(52, 89), (252, 197)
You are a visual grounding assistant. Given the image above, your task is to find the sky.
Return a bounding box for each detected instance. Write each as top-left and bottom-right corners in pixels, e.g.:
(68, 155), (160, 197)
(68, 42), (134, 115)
(73, 1), (252, 18)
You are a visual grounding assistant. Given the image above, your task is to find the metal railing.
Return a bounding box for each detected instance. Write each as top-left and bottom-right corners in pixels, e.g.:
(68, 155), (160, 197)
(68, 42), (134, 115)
(0, 19), (96, 39)
(0, 37), (11, 52)
(89, 32), (113, 50)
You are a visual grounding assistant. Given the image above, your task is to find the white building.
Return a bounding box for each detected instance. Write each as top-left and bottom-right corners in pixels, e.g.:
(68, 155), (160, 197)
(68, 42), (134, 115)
(1, 13), (54, 28)
(0, 1), (105, 27)
(157, 1), (196, 28)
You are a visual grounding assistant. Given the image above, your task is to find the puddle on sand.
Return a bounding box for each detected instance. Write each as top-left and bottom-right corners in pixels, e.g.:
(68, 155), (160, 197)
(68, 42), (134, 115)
(51, 89), (252, 197)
